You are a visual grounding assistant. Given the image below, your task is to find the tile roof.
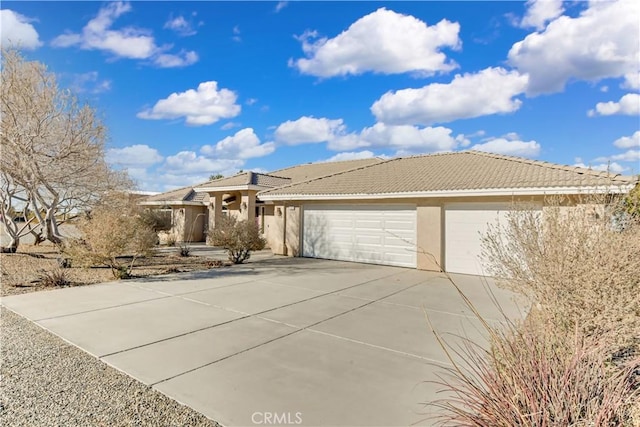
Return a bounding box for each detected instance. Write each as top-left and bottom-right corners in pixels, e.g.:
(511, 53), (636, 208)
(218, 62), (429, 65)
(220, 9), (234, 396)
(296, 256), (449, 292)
(143, 186), (195, 203)
(269, 158), (384, 183)
(194, 158), (382, 190)
(141, 186), (211, 204)
(195, 171), (292, 189)
(259, 151), (638, 198)
(252, 173), (291, 187)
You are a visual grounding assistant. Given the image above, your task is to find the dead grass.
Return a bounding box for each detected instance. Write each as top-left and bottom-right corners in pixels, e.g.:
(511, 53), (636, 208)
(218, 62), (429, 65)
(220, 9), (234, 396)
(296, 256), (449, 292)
(431, 313), (640, 427)
(0, 243), (229, 297)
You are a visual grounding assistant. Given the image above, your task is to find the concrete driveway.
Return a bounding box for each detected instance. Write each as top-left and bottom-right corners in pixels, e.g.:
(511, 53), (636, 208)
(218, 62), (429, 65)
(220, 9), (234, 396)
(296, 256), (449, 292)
(1, 257), (523, 426)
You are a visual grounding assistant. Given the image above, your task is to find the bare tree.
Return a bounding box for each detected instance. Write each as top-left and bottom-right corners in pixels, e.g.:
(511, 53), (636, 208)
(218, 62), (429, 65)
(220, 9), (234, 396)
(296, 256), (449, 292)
(0, 48), (130, 251)
(0, 171), (37, 252)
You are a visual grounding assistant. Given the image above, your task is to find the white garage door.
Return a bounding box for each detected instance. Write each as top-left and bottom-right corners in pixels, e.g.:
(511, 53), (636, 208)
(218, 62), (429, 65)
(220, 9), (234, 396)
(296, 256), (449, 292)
(445, 203), (541, 276)
(303, 205), (417, 268)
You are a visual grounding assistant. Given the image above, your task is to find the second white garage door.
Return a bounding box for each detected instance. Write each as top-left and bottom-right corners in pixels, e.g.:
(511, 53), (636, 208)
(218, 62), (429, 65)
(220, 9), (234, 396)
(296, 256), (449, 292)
(302, 205), (417, 268)
(445, 203), (541, 276)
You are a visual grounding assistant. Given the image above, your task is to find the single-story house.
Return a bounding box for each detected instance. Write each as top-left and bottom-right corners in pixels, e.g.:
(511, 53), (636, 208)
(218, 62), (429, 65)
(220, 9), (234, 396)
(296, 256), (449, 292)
(141, 151), (637, 275)
(139, 158), (382, 244)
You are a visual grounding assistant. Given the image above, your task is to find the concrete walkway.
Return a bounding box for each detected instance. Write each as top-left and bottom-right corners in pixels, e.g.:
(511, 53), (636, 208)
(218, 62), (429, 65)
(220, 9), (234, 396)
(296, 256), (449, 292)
(1, 257), (524, 426)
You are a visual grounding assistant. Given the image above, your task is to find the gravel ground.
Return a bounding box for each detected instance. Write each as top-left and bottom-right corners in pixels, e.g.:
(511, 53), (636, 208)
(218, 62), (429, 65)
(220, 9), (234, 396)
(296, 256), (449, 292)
(0, 307), (221, 427)
(0, 244), (229, 297)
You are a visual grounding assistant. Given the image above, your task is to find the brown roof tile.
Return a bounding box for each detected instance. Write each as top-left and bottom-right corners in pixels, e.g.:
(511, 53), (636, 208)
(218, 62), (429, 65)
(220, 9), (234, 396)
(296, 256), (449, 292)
(269, 158), (384, 183)
(259, 151), (637, 198)
(143, 186), (195, 203)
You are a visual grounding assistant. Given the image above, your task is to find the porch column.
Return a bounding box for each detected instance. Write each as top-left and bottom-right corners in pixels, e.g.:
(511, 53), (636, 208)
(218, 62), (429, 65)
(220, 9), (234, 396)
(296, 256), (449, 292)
(208, 193), (223, 234)
(240, 191), (256, 223)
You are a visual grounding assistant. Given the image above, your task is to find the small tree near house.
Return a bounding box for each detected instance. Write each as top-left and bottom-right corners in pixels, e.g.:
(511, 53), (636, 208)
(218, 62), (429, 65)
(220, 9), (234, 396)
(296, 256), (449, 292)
(64, 196), (157, 278)
(208, 216), (266, 264)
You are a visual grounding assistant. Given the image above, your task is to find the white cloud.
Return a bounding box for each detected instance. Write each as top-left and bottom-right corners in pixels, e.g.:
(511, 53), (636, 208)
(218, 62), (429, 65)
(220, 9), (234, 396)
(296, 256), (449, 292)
(362, 124), (455, 151)
(328, 123), (465, 154)
(274, 116), (346, 145)
(275, 2), (288, 13)
(614, 131), (640, 149)
(164, 15), (197, 36)
(70, 71), (112, 94)
(588, 93), (640, 117)
(323, 151), (378, 162)
(163, 151), (243, 174)
(576, 131), (640, 174)
(520, 0), (564, 30)
(624, 72), (640, 90)
(51, 1), (198, 68)
(232, 25), (241, 42)
(221, 121), (241, 130)
(371, 67), (528, 125)
(0, 9), (42, 49)
(472, 137), (541, 157)
(290, 8), (460, 78)
(508, 0), (640, 95)
(595, 150), (640, 163)
(153, 50), (199, 68)
(137, 81), (241, 126)
(201, 128), (275, 160)
(574, 162), (626, 174)
(106, 144), (164, 167)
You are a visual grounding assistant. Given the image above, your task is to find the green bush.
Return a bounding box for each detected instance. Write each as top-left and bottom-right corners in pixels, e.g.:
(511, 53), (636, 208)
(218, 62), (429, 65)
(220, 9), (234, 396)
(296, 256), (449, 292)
(208, 216), (266, 264)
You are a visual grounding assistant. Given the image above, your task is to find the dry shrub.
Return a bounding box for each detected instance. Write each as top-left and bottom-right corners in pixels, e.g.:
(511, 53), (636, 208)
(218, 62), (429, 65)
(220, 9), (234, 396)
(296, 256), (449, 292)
(208, 216), (266, 264)
(482, 194), (640, 351)
(139, 208), (172, 232)
(433, 191), (640, 426)
(431, 312), (639, 427)
(64, 196), (157, 278)
(37, 268), (71, 287)
(177, 243), (191, 257)
(205, 259), (226, 269)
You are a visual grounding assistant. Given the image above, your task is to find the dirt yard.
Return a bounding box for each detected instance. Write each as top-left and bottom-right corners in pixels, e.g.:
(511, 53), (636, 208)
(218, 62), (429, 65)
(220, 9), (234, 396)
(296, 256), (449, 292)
(0, 243), (232, 297)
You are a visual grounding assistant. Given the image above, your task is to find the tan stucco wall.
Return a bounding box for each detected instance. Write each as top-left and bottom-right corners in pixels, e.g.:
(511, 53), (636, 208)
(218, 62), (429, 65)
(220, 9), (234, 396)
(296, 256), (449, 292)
(260, 203), (301, 256)
(184, 206), (207, 242)
(167, 205), (207, 243)
(417, 204), (442, 271)
(171, 207), (186, 242)
(260, 205), (277, 249)
(285, 206), (301, 256)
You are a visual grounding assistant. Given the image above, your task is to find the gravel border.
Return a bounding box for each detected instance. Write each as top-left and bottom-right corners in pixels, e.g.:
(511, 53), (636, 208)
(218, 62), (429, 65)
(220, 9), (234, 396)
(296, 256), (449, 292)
(0, 307), (221, 427)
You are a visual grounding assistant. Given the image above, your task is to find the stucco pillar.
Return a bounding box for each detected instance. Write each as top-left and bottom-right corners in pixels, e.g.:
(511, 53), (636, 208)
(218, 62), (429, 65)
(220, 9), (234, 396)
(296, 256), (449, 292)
(417, 205), (442, 271)
(241, 191), (256, 223)
(208, 193), (223, 233)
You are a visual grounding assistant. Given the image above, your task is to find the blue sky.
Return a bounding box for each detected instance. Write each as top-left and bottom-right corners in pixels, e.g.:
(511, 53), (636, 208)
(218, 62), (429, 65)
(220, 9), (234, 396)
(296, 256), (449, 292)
(2, 1), (639, 192)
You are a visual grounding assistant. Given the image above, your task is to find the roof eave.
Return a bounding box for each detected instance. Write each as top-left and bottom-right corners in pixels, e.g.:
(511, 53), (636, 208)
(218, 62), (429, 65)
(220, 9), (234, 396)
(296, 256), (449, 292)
(194, 184), (270, 192)
(258, 184), (637, 201)
(139, 200), (207, 206)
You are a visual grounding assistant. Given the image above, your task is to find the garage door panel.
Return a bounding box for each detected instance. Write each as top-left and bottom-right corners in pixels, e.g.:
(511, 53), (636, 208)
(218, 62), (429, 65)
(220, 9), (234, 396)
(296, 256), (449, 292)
(355, 219), (383, 229)
(355, 235), (383, 245)
(384, 253), (415, 265)
(303, 205), (417, 268)
(384, 237), (413, 248)
(445, 203), (541, 276)
(385, 221), (414, 231)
